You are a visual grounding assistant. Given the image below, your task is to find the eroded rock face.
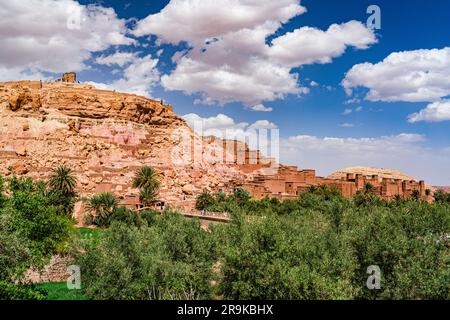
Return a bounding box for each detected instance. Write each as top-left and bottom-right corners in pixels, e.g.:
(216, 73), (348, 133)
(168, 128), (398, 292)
(0, 81), (184, 127)
(0, 80), (254, 209)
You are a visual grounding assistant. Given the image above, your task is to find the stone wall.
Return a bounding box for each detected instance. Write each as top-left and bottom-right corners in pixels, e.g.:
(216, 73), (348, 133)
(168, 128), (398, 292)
(24, 255), (72, 284)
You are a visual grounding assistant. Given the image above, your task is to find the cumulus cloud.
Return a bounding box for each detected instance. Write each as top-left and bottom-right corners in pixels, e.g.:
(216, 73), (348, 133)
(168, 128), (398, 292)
(250, 104), (273, 112)
(162, 57), (305, 106)
(268, 21), (377, 67)
(0, 66), (50, 82)
(182, 113), (278, 142)
(249, 120), (278, 129)
(132, 0), (306, 44)
(88, 55), (160, 97)
(408, 100), (450, 123)
(0, 0), (135, 79)
(343, 47), (450, 102)
(183, 113), (247, 133)
(134, 0), (376, 107)
(182, 113), (279, 158)
(95, 51), (139, 67)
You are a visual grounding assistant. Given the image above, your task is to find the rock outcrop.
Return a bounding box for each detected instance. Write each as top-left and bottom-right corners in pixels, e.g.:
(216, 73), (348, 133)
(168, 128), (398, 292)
(0, 79), (260, 210)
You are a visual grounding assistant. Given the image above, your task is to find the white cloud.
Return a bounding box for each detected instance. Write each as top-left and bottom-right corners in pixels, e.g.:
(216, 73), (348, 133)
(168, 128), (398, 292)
(0, 66), (50, 82)
(345, 98), (361, 105)
(339, 123), (355, 128)
(342, 106), (363, 115)
(132, 0), (306, 44)
(88, 55), (160, 97)
(343, 47), (450, 102)
(250, 104), (273, 112)
(134, 0), (376, 107)
(182, 113), (277, 144)
(249, 120), (278, 129)
(280, 133), (450, 185)
(342, 109), (353, 115)
(95, 52), (138, 67)
(268, 21), (377, 67)
(0, 0), (135, 79)
(183, 113), (247, 132)
(162, 56), (304, 106)
(309, 81), (319, 87)
(408, 100), (450, 123)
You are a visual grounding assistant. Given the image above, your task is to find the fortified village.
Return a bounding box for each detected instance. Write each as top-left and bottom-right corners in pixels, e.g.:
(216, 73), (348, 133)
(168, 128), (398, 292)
(0, 73), (432, 218)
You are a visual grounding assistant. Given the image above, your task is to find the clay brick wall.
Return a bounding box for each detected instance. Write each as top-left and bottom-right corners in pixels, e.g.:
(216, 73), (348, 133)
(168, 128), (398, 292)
(241, 165), (427, 201)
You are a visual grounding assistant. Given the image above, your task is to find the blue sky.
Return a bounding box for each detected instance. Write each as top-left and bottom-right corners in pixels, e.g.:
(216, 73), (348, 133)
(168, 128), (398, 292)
(2, 0), (450, 184)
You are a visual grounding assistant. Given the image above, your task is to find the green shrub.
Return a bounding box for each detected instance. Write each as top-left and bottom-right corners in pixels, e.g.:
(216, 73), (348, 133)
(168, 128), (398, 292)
(196, 189), (215, 210)
(0, 176), (73, 300)
(76, 212), (217, 300)
(212, 186), (450, 300)
(0, 281), (46, 300)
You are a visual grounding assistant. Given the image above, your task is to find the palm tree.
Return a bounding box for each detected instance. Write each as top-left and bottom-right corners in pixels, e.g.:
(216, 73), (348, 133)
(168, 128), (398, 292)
(363, 182), (374, 194)
(140, 186), (158, 207)
(411, 189), (421, 200)
(133, 166), (160, 190)
(132, 166), (160, 204)
(48, 165), (77, 195)
(195, 189), (214, 210)
(86, 192), (118, 220)
(233, 188), (250, 205)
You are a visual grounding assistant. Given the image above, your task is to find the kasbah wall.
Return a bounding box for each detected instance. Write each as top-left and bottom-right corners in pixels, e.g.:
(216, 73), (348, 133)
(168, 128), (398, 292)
(219, 139), (430, 202)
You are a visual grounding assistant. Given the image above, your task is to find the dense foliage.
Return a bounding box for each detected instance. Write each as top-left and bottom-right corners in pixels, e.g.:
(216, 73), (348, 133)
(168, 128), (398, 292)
(76, 212), (217, 299)
(74, 186), (450, 300)
(2, 170), (449, 300)
(0, 175), (74, 300)
(212, 187), (450, 299)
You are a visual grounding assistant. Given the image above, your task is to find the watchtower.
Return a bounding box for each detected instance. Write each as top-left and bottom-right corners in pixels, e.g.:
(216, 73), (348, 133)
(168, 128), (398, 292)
(62, 72), (77, 83)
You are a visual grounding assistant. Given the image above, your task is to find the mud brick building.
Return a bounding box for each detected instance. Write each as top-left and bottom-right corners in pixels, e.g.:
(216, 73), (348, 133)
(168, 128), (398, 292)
(237, 165), (427, 201)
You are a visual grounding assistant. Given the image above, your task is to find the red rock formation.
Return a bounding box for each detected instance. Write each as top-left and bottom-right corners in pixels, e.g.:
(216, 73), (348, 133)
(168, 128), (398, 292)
(0, 78), (266, 211)
(0, 76), (432, 212)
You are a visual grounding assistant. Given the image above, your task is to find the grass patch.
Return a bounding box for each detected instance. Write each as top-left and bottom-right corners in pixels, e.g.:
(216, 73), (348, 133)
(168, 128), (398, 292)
(77, 227), (104, 240)
(36, 282), (88, 300)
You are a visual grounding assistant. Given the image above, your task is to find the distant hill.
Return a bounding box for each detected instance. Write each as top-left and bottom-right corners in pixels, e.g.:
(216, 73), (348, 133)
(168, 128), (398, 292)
(433, 186), (450, 193)
(328, 166), (435, 190)
(328, 166), (417, 181)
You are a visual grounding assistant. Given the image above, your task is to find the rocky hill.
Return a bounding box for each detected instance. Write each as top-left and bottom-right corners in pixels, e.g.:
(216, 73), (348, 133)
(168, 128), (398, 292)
(327, 166), (418, 182)
(0, 78), (258, 210)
